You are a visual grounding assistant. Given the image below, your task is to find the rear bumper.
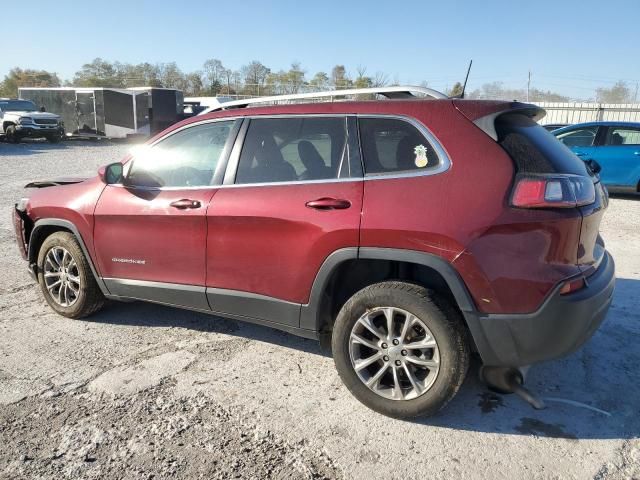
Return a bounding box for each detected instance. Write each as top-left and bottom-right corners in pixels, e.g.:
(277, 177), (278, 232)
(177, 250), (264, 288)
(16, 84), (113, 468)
(466, 251), (615, 367)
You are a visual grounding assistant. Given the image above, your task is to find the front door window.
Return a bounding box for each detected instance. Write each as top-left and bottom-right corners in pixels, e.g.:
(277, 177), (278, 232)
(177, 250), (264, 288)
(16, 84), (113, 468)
(556, 127), (599, 147)
(127, 121), (235, 188)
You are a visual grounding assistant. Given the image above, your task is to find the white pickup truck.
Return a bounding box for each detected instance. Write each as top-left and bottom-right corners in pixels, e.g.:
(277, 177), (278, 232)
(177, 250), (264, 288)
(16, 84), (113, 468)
(0, 99), (64, 143)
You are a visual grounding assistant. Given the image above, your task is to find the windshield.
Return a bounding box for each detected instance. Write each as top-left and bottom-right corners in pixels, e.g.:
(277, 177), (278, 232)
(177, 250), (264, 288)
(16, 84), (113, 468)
(0, 100), (38, 112)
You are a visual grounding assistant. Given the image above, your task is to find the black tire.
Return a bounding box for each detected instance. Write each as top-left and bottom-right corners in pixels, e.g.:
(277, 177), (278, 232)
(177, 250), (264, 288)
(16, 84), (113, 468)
(46, 134), (61, 143)
(5, 125), (19, 143)
(37, 231), (105, 319)
(332, 281), (470, 419)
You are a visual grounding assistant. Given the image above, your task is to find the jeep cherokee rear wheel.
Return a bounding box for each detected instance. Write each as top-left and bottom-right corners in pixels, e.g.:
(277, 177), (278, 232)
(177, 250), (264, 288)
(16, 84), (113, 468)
(332, 281), (469, 419)
(37, 231), (105, 318)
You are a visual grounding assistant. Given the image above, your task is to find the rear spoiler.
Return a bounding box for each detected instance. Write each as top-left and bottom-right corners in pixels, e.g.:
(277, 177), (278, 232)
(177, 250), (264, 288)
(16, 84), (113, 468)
(453, 100), (546, 141)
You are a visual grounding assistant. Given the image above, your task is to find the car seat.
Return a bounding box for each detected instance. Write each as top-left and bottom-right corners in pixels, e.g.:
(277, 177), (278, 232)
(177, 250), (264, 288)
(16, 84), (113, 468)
(610, 132), (624, 145)
(298, 141), (333, 180)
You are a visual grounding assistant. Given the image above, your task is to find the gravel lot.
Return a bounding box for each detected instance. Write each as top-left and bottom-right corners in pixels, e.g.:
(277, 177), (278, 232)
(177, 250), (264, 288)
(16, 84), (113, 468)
(0, 139), (638, 479)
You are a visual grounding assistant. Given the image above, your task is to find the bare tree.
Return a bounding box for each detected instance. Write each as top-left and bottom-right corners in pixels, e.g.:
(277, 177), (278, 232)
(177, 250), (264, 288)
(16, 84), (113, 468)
(221, 69), (235, 95)
(448, 82), (464, 97)
(242, 61), (270, 95)
(287, 62), (306, 94)
(331, 65), (350, 89)
(371, 72), (388, 88)
(309, 72), (329, 90)
(0, 68), (61, 96)
(596, 81), (634, 104)
(158, 62), (187, 91)
(184, 71), (204, 96)
(202, 59), (226, 95)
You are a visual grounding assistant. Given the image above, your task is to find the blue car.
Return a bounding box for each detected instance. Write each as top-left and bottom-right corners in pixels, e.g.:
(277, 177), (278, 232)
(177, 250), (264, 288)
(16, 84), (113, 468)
(552, 121), (640, 193)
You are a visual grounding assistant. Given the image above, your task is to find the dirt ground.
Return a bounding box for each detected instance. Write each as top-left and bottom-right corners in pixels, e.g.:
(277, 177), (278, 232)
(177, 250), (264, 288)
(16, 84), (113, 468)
(0, 140), (638, 479)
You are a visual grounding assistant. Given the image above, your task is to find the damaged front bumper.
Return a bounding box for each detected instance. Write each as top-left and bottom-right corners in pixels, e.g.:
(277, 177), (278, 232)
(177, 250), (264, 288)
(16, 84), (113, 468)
(13, 201), (29, 261)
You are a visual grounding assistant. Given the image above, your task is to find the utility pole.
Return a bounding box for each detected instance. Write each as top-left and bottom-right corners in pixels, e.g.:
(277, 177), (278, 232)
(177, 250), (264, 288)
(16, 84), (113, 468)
(527, 70), (531, 102)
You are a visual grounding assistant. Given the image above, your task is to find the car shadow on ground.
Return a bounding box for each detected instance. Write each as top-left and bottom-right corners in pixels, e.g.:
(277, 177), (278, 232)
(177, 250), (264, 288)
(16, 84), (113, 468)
(609, 192), (639, 201)
(90, 300), (328, 358)
(87, 278), (640, 441)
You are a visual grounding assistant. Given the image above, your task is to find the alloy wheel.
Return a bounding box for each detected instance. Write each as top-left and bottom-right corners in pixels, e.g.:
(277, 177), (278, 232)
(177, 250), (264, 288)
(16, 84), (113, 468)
(349, 306), (440, 400)
(43, 246), (81, 307)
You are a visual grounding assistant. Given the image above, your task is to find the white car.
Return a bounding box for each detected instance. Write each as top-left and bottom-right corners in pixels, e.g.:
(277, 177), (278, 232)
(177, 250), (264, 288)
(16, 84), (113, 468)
(0, 99), (64, 143)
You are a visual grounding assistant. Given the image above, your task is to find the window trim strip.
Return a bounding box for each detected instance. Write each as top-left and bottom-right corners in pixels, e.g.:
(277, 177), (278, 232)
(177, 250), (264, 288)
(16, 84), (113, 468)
(117, 113), (452, 192)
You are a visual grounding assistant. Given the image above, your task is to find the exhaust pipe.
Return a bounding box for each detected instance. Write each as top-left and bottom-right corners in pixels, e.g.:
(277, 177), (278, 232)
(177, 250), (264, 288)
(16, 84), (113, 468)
(479, 366), (546, 410)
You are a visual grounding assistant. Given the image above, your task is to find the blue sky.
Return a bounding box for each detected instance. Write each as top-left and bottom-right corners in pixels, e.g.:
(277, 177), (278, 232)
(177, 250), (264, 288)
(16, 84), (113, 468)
(3, 0), (639, 98)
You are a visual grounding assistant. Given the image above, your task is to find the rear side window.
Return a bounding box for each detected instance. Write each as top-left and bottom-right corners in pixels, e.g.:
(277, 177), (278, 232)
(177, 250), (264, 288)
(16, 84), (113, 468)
(235, 117), (347, 184)
(496, 114), (589, 176)
(358, 117), (440, 175)
(606, 126), (640, 145)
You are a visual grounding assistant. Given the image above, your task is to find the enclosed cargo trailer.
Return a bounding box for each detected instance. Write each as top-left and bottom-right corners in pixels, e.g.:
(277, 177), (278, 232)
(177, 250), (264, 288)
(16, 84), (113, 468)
(129, 87), (184, 134)
(18, 87), (183, 139)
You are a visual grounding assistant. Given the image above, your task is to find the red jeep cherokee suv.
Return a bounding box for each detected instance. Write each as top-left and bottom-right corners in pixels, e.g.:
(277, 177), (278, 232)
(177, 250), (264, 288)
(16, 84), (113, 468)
(13, 87), (615, 418)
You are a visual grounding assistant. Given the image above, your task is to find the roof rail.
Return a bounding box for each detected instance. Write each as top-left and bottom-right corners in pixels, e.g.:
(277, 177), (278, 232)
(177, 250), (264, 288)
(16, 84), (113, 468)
(201, 85), (447, 113)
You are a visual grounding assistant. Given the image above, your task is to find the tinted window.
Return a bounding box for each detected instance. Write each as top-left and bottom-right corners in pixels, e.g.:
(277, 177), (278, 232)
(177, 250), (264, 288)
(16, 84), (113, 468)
(497, 114), (589, 176)
(358, 118), (440, 175)
(127, 121), (234, 188)
(606, 126), (640, 146)
(555, 126), (598, 147)
(236, 117), (346, 184)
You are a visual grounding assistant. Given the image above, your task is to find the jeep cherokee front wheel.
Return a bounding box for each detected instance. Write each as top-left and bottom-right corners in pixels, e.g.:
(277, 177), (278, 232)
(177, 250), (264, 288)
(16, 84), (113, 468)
(37, 231), (105, 318)
(332, 281), (469, 419)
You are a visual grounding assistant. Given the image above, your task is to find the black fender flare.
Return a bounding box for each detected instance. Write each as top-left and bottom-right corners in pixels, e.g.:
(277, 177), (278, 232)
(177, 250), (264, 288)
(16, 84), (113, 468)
(300, 247), (478, 329)
(28, 218), (110, 295)
(300, 247), (496, 362)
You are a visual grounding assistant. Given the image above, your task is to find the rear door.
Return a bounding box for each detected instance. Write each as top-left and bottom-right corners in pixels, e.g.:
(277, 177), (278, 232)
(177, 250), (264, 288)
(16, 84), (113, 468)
(94, 119), (239, 308)
(596, 125), (640, 187)
(205, 115), (363, 327)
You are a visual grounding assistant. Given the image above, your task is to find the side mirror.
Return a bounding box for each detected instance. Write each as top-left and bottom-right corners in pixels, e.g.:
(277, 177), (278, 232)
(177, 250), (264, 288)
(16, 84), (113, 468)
(40, 106), (46, 112)
(586, 159), (602, 175)
(98, 162), (124, 184)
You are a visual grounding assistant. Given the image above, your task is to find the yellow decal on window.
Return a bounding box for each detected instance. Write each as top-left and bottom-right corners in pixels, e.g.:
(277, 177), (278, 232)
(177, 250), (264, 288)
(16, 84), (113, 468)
(414, 144), (429, 168)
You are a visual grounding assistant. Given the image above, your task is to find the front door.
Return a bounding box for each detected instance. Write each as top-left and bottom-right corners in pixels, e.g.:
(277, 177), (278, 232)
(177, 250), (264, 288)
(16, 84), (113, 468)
(94, 119), (239, 309)
(206, 115), (363, 327)
(596, 125), (640, 187)
(555, 124), (600, 167)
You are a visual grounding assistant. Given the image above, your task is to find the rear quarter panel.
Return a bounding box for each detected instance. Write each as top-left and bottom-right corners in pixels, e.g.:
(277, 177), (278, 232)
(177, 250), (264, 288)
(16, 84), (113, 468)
(359, 102), (583, 314)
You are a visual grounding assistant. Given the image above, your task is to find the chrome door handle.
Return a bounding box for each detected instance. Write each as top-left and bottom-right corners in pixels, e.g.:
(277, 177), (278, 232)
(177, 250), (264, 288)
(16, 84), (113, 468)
(634, 151), (640, 156)
(575, 152), (586, 156)
(170, 199), (201, 209)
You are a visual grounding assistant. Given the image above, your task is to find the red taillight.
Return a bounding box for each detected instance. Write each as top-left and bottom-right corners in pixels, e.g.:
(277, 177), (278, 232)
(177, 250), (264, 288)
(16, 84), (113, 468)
(559, 276), (586, 295)
(511, 174), (595, 209)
